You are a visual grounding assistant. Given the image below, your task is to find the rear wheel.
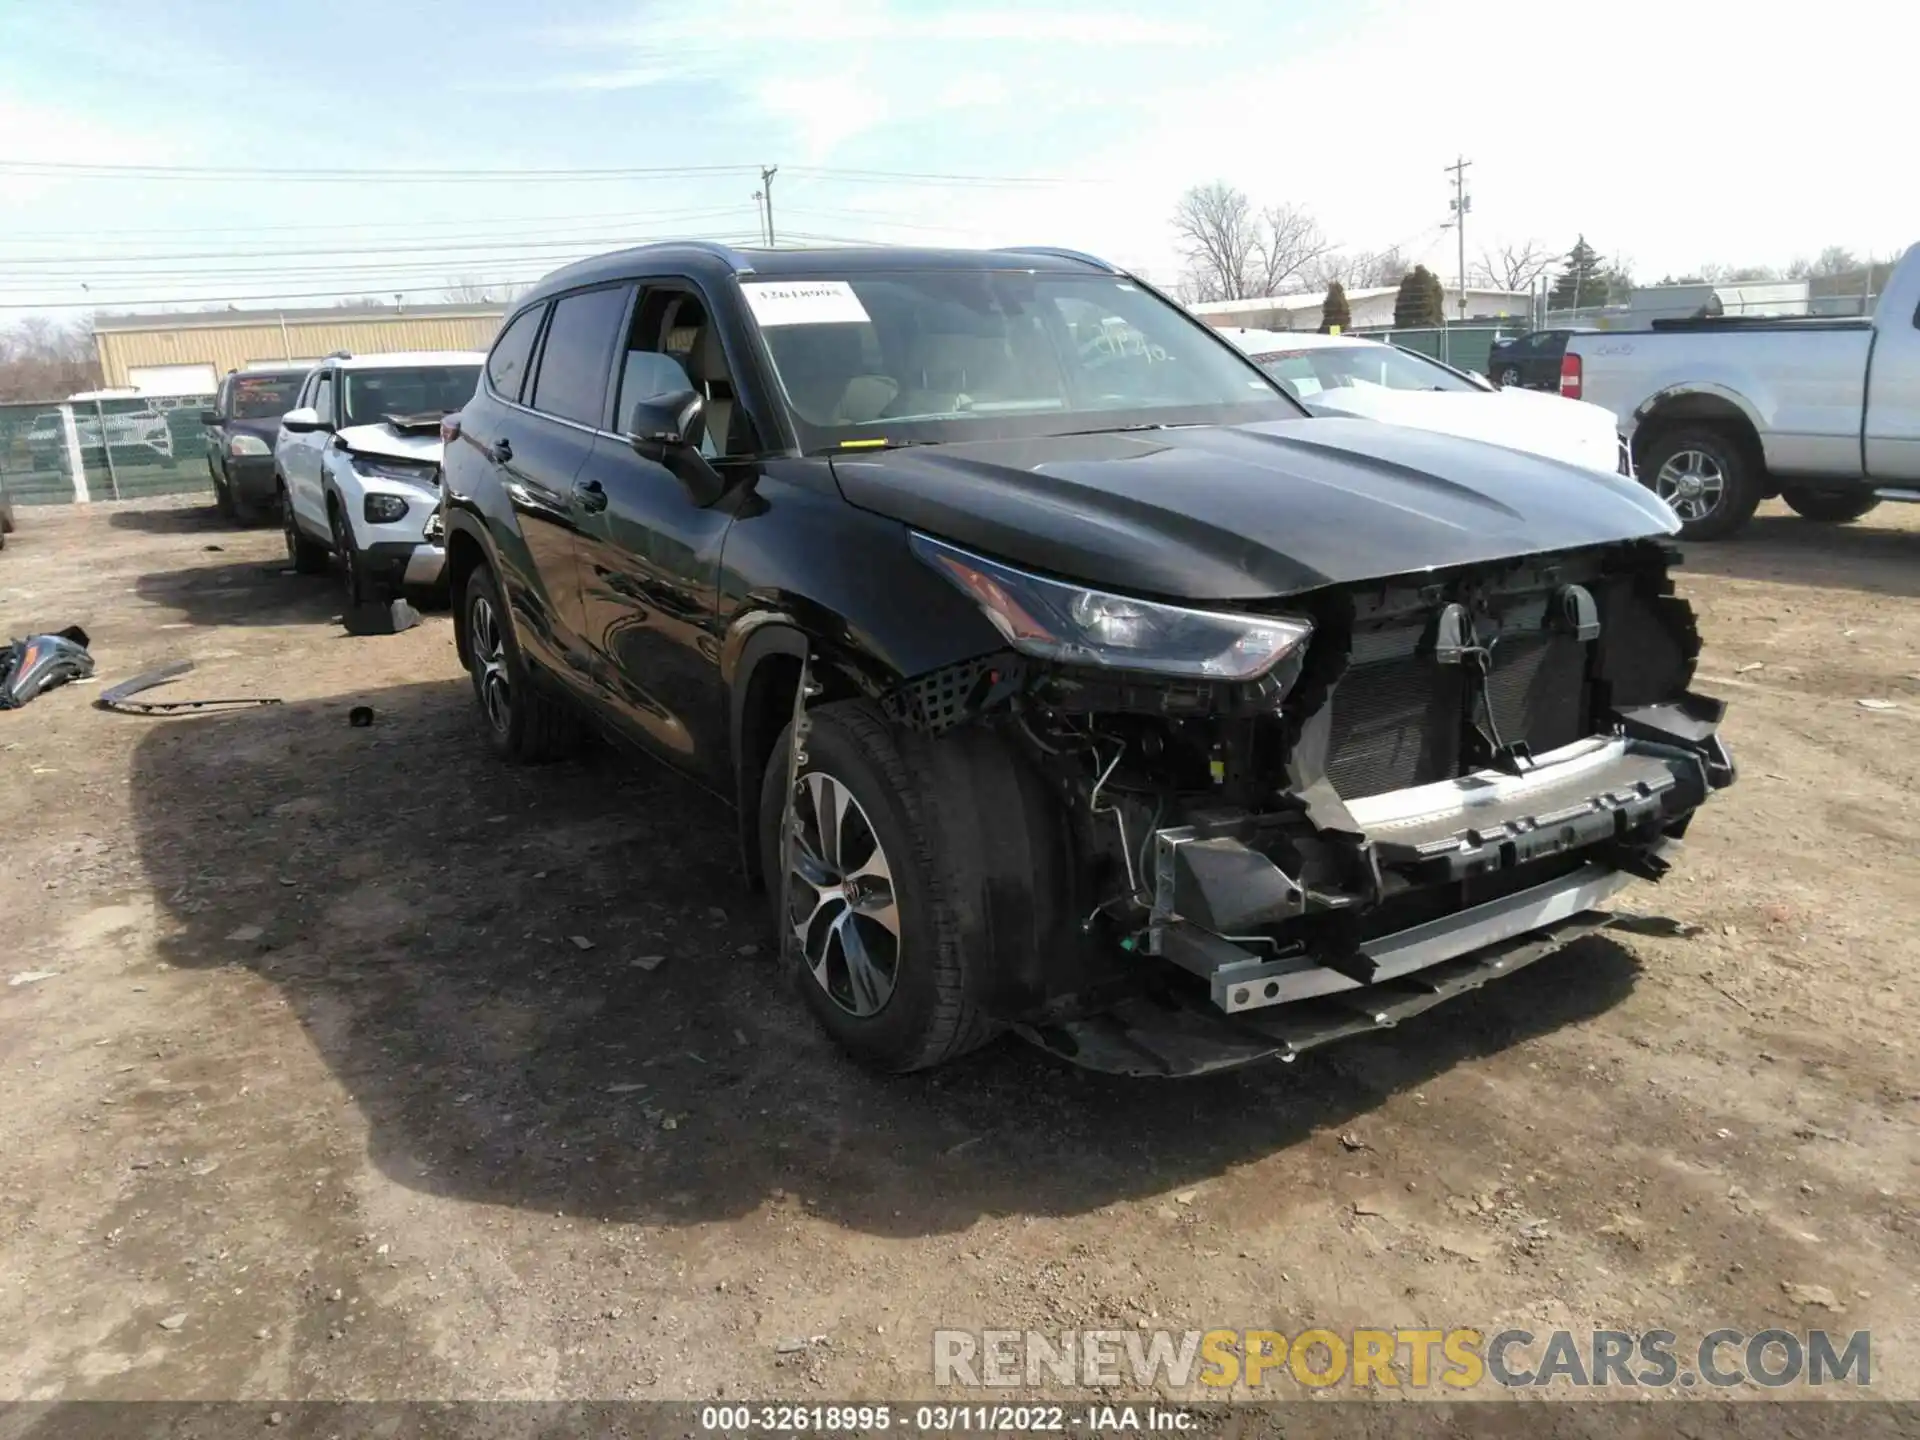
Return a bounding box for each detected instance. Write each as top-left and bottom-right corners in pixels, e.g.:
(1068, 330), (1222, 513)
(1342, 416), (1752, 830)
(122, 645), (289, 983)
(211, 463), (236, 520)
(1637, 427), (1761, 541)
(281, 481), (329, 574)
(1781, 486), (1881, 524)
(759, 700), (1001, 1072)
(1498, 365), (1523, 389)
(460, 565), (577, 762)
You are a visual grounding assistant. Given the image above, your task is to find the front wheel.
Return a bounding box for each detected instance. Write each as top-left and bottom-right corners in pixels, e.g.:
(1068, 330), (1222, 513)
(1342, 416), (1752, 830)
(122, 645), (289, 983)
(1498, 366), (1523, 389)
(281, 482), (330, 574)
(1780, 486), (1881, 524)
(759, 700), (1004, 1073)
(330, 500), (379, 607)
(459, 565), (577, 763)
(1637, 427), (1762, 541)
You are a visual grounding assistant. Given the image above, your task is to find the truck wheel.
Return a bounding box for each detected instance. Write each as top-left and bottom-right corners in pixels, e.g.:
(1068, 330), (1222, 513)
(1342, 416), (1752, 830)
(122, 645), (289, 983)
(759, 700), (1002, 1073)
(460, 565), (577, 763)
(1781, 487), (1881, 524)
(1638, 427), (1761, 541)
(281, 482), (330, 574)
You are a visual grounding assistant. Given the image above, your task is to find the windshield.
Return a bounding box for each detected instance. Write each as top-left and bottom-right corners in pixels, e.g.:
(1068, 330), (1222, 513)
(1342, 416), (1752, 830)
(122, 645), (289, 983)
(1252, 343), (1479, 399)
(229, 375), (303, 419)
(340, 365), (480, 428)
(744, 270), (1302, 450)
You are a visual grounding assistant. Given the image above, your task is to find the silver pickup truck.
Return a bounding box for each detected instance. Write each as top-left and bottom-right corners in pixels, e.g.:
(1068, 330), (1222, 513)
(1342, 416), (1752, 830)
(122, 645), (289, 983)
(1565, 241), (1919, 539)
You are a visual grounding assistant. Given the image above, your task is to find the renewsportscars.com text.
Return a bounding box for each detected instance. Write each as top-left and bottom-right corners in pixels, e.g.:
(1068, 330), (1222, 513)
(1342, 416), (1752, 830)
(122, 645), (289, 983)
(932, 1327), (1872, 1391)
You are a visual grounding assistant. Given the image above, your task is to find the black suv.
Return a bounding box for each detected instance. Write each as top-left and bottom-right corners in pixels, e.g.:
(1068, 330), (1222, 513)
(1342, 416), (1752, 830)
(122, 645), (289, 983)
(1485, 328), (1593, 391)
(443, 243), (1733, 1076)
(201, 366), (309, 522)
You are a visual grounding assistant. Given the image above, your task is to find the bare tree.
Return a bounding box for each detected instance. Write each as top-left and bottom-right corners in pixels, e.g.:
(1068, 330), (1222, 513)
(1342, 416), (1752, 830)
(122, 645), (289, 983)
(0, 315), (101, 402)
(1310, 245), (1409, 292)
(1475, 241), (1552, 293)
(1249, 203), (1332, 296)
(1171, 182), (1258, 302)
(443, 276), (500, 304)
(1812, 246), (1860, 278)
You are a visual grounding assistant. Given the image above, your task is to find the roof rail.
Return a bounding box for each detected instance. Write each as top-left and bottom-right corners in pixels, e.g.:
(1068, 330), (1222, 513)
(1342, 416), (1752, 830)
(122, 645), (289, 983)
(676, 239), (758, 274)
(325, 349), (352, 360)
(998, 245), (1121, 274)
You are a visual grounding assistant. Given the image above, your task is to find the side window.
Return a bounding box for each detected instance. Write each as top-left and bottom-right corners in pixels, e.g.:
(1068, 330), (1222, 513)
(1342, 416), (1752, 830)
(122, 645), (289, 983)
(614, 285), (759, 457)
(529, 285), (631, 427)
(311, 372), (335, 425)
(486, 303), (546, 403)
(214, 377), (231, 418)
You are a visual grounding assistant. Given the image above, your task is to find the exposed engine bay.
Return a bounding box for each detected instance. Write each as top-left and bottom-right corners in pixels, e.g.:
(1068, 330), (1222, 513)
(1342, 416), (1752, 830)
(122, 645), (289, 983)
(882, 538), (1734, 1075)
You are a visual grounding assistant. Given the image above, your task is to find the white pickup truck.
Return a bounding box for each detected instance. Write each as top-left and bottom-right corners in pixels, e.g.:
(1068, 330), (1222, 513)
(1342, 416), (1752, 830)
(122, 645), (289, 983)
(1565, 241), (1919, 539)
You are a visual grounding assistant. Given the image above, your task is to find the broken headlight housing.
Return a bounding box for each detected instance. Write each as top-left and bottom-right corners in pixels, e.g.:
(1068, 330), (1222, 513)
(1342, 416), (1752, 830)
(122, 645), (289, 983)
(911, 532), (1312, 681)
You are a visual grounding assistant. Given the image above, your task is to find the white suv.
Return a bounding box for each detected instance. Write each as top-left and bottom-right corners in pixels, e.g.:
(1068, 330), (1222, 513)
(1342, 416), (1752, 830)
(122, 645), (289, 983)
(275, 351), (483, 608)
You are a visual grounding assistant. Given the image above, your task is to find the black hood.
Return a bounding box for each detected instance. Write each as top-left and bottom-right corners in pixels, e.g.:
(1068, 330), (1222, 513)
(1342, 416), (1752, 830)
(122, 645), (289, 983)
(830, 418), (1679, 601)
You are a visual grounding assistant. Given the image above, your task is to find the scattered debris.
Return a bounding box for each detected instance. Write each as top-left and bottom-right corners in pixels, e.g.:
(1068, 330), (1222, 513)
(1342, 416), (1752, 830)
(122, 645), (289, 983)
(8, 970), (57, 987)
(606, 1083), (646, 1095)
(157, 1313), (187, 1331)
(1781, 1282), (1842, 1311)
(1174, 1189), (1198, 1206)
(774, 1337), (808, 1354)
(348, 706), (374, 728)
(1337, 1130), (1371, 1151)
(226, 924), (264, 944)
(630, 954), (665, 972)
(0, 626), (93, 710)
(202, 544), (223, 552)
(1857, 698), (1899, 711)
(568, 935), (596, 951)
(342, 597), (421, 637)
(95, 658), (281, 716)
(1737, 661), (1765, 673)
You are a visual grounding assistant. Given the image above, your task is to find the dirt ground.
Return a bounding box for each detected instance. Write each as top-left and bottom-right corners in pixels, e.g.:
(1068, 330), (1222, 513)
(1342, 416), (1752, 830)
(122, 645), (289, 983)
(0, 493), (1915, 1409)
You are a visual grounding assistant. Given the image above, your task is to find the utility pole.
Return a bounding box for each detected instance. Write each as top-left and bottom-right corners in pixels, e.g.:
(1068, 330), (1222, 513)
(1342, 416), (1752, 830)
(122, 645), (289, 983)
(1445, 154), (1472, 321)
(752, 189), (766, 246)
(760, 165), (779, 247)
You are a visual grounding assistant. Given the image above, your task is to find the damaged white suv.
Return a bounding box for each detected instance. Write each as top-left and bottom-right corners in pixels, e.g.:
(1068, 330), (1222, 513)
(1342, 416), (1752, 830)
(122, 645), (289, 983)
(275, 351), (483, 609)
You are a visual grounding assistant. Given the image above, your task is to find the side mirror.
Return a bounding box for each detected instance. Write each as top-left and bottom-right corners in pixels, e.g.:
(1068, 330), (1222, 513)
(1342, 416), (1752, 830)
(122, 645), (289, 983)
(280, 406), (327, 434)
(199, 408), (219, 426)
(628, 390), (726, 507)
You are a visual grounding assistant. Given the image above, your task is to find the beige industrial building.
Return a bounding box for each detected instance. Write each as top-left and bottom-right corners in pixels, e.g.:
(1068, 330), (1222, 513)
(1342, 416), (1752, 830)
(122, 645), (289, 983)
(91, 302), (508, 392)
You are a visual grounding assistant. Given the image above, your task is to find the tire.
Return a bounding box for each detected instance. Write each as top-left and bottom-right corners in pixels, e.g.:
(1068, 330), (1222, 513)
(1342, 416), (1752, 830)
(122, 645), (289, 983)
(211, 464), (236, 520)
(1781, 486), (1881, 524)
(1636, 426), (1762, 541)
(1499, 366), (1523, 389)
(281, 481), (330, 574)
(758, 699), (1004, 1073)
(460, 564), (577, 763)
(329, 497), (381, 607)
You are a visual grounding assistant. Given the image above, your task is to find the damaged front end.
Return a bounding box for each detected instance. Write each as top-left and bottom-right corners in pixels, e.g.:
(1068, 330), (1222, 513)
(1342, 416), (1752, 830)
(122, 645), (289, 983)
(889, 534), (1733, 1077)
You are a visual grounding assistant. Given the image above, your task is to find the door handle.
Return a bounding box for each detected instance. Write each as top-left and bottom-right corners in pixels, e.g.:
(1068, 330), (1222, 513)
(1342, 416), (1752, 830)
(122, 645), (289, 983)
(575, 478), (608, 513)
(489, 437), (513, 464)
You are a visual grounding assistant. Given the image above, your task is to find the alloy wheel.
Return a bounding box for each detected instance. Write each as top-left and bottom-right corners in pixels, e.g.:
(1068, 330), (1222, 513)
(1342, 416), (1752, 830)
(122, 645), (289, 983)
(469, 592), (512, 736)
(281, 491), (299, 563)
(1653, 448), (1726, 523)
(785, 770), (900, 1017)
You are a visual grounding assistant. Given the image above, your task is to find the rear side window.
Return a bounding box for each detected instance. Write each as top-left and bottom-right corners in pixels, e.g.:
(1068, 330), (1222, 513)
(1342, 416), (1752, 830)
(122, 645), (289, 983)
(529, 286), (631, 427)
(487, 304), (546, 403)
(311, 372), (335, 424)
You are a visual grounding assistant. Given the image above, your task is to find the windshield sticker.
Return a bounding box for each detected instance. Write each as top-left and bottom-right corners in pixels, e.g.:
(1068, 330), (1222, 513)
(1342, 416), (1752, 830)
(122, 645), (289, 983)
(839, 437), (888, 448)
(741, 280), (871, 327)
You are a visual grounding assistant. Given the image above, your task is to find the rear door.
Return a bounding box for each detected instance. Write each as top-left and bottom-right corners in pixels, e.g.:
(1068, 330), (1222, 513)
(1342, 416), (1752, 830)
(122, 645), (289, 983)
(1864, 307), (1920, 481)
(486, 285), (633, 684)
(572, 279), (743, 784)
(285, 368), (335, 531)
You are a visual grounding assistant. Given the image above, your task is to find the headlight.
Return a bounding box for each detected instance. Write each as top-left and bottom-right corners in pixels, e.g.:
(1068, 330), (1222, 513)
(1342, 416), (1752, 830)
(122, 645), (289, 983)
(351, 456), (437, 485)
(911, 533), (1312, 681)
(363, 493), (410, 524)
(422, 509), (445, 543)
(228, 434), (271, 457)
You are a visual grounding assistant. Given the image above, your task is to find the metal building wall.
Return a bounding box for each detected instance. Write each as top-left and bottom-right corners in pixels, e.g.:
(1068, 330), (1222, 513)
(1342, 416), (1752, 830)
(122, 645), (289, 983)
(94, 313), (504, 388)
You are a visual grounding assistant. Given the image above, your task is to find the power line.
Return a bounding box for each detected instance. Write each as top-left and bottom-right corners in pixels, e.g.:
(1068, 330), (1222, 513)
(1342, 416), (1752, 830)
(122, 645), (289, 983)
(0, 159), (1095, 188)
(0, 203), (762, 244)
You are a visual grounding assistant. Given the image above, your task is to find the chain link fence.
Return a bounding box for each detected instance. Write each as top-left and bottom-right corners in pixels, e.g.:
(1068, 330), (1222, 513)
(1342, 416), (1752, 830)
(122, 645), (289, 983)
(0, 394), (215, 506)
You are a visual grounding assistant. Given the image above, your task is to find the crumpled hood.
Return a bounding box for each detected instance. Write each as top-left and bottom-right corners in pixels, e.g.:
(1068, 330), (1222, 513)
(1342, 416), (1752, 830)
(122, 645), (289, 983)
(831, 418), (1678, 602)
(335, 422), (443, 468)
(1302, 384), (1621, 475)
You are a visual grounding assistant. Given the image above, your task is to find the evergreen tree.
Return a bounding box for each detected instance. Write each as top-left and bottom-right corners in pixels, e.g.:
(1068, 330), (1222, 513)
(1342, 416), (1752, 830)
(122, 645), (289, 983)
(1550, 236), (1607, 310)
(1394, 265), (1445, 326)
(1320, 280), (1351, 333)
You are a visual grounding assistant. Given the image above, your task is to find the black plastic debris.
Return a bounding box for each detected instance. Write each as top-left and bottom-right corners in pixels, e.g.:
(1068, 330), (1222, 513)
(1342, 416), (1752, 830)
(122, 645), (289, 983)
(343, 597), (420, 636)
(95, 658), (282, 716)
(348, 706), (374, 728)
(0, 626), (94, 710)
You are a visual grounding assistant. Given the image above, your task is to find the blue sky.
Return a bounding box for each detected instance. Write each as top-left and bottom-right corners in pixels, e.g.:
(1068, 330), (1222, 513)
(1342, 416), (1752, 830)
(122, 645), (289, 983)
(0, 0), (1907, 314)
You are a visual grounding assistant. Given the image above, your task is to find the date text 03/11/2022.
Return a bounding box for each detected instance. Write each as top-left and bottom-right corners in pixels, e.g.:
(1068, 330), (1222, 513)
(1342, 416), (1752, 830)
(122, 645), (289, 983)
(697, 1403), (1197, 1432)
